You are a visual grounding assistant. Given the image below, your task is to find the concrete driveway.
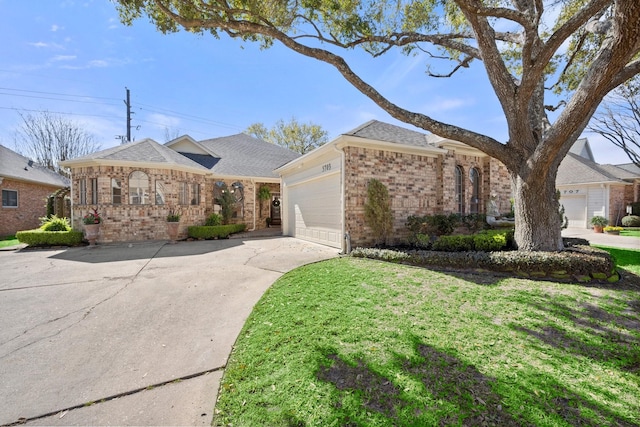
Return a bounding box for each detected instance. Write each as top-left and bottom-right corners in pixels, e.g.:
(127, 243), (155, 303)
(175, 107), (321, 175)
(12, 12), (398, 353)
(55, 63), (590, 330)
(0, 237), (338, 426)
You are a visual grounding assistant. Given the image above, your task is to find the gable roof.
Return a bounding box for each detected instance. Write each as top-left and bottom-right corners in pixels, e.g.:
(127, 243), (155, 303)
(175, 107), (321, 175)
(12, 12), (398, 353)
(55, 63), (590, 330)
(344, 120), (434, 148)
(569, 138), (594, 161)
(0, 144), (69, 187)
(194, 133), (300, 178)
(59, 138), (210, 174)
(557, 152), (638, 185)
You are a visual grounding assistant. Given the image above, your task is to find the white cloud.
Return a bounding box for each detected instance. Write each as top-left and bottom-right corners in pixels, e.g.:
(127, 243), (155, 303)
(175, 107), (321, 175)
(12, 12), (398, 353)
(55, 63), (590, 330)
(424, 97), (474, 114)
(51, 55), (76, 62)
(51, 24), (63, 32)
(28, 41), (64, 49)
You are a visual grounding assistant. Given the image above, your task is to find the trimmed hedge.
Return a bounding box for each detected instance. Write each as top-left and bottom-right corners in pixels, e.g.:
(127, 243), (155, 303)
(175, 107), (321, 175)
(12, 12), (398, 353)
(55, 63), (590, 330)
(16, 229), (84, 247)
(416, 229), (514, 252)
(188, 224), (246, 240)
(351, 244), (618, 283)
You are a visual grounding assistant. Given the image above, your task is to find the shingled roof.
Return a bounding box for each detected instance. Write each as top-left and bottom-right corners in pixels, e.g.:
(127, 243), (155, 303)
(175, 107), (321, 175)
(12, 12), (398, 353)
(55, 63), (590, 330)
(60, 139), (209, 173)
(343, 120), (433, 148)
(195, 133), (300, 178)
(0, 144), (69, 187)
(557, 152), (637, 185)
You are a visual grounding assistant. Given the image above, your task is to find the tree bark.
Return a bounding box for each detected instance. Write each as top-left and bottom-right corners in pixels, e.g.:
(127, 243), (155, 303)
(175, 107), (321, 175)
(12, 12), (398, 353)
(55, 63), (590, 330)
(511, 166), (563, 251)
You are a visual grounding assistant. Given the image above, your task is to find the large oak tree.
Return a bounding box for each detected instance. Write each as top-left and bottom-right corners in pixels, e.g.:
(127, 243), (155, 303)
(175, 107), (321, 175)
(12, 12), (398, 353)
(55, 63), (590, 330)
(115, 0), (640, 251)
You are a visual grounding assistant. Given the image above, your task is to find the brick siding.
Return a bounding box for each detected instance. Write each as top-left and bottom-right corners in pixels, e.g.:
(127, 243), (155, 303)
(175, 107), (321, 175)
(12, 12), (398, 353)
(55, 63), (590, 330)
(69, 165), (279, 243)
(0, 178), (63, 236)
(343, 147), (512, 247)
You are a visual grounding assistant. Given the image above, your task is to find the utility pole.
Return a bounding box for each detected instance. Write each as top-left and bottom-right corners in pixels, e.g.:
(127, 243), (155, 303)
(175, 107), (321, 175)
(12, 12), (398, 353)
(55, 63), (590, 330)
(124, 87), (132, 143)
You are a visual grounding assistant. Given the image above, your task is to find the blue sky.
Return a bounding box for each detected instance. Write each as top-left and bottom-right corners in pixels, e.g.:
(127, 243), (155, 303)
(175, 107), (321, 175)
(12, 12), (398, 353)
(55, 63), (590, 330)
(0, 0), (632, 165)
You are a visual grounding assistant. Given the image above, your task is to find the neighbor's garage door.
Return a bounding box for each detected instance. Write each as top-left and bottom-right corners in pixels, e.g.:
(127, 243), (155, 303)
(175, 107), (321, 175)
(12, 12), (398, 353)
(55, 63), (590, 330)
(561, 195), (587, 228)
(286, 172), (342, 248)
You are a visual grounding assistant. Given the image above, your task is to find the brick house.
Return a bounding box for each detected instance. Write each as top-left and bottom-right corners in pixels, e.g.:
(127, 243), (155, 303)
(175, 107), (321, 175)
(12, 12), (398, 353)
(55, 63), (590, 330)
(276, 121), (512, 250)
(557, 139), (640, 228)
(60, 134), (299, 243)
(0, 145), (70, 237)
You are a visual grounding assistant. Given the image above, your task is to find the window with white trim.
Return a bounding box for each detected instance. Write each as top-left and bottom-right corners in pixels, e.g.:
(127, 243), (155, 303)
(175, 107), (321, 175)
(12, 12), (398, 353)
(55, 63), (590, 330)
(129, 171), (150, 205)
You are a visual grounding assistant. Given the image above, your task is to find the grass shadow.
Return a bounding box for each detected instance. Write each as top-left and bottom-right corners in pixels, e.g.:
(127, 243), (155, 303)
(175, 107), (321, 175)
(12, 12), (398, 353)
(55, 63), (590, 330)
(317, 338), (637, 426)
(513, 297), (640, 373)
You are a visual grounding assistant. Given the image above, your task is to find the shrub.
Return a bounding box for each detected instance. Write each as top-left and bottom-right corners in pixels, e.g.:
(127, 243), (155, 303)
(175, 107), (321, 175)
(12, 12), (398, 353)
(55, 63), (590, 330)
(590, 216), (608, 226)
(414, 234), (432, 249)
(621, 215), (640, 227)
(432, 234), (475, 252)
(16, 229), (83, 246)
(40, 215), (71, 232)
(474, 230), (507, 252)
(364, 179), (393, 245)
(188, 224), (246, 239)
(429, 214), (459, 236)
(458, 213), (487, 233)
(205, 213), (223, 226)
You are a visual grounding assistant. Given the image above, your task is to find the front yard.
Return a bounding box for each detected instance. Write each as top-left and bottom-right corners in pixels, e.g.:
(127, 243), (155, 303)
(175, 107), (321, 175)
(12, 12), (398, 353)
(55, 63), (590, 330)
(214, 252), (640, 426)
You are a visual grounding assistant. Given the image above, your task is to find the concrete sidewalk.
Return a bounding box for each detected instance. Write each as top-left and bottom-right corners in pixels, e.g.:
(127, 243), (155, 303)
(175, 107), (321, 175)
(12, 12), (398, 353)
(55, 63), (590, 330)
(0, 237), (338, 426)
(562, 227), (640, 250)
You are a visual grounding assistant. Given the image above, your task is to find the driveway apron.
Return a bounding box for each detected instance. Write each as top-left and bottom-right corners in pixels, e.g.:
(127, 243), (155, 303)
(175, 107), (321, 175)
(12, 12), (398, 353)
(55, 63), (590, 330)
(0, 237), (338, 426)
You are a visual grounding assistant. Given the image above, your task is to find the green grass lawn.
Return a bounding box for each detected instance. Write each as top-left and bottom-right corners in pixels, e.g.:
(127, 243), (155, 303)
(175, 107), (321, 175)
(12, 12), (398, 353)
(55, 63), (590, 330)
(596, 246), (640, 276)
(620, 229), (640, 238)
(0, 235), (19, 248)
(215, 256), (640, 427)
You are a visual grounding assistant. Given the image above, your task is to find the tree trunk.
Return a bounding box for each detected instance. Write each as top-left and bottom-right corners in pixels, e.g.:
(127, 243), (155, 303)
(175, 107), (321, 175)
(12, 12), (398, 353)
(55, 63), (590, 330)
(511, 170), (563, 251)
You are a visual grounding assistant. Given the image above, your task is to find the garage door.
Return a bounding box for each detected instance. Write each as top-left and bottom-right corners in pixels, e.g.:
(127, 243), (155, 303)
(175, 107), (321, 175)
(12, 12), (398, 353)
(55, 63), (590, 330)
(561, 196), (587, 228)
(286, 172), (342, 248)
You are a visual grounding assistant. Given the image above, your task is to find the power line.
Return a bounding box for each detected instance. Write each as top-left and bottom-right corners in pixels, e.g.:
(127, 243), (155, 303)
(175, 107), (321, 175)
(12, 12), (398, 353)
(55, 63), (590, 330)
(0, 91), (122, 107)
(0, 87), (121, 102)
(134, 102), (243, 131)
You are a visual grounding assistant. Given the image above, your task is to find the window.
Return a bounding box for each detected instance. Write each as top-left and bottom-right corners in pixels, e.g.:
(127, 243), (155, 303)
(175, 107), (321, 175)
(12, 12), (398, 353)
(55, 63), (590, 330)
(213, 181), (227, 202)
(79, 179), (87, 205)
(155, 181), (166, 205)
(90, 178), (98, 204)
(2, 189), (17, 207)
(455, 166), (465, 214)
(178, 182), (189, 205)
(190, 183), (200, 205)
(230, 181), (244, 218)
(112, 178), (122, 204)
(129, 171), (149, 205)
(470, 168), (481, 214)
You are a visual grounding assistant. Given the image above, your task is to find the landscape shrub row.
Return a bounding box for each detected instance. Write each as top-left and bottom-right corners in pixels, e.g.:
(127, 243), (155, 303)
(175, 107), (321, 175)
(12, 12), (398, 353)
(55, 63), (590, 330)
(406, 213), (488, 239)
(16, 229), (84, 246)
(188, 224), (246, 239)
(351, 244), (618, 282)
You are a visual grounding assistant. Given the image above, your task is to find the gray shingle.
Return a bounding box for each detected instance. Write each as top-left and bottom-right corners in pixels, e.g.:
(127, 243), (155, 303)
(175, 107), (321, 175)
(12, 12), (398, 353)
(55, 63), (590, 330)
(197, 133), (300, 178)
(64, 139), (209, 171)
(0, 144), (69, 187)
(557, 152), (635, 185)
(343, 120), (431, 147)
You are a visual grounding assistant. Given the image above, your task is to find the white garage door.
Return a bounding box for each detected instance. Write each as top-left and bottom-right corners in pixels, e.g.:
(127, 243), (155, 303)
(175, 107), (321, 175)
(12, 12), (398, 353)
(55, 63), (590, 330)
(287, 172), (342, 248)
(561, 196), (587, 228)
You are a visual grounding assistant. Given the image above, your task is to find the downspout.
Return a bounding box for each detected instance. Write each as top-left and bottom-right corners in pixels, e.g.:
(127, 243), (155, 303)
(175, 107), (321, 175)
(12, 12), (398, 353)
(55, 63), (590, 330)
(68, 171), (74, 227)
(333, 144), (348, 254)
(249, 179), (256, 231)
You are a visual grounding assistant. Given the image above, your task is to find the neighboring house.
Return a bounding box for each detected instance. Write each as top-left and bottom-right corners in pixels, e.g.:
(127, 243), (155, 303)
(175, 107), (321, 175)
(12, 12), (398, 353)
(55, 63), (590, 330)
(276, 120), (512, 250)
(557, 139), (640, 228)
(59, 134), (299, 243)
(0, 144), (70, 237)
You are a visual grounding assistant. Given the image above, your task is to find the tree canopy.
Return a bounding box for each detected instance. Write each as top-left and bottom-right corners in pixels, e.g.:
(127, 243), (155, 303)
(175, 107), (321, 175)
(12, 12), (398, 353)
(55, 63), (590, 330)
(116, 0), (640, 251)
(246, 117), (329, 154)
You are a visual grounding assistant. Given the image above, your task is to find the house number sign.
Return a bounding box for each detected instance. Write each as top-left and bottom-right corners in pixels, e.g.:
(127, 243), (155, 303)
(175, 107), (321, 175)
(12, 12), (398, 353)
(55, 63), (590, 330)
(322, 163), (332, 172)
(562, 189), (583, 195)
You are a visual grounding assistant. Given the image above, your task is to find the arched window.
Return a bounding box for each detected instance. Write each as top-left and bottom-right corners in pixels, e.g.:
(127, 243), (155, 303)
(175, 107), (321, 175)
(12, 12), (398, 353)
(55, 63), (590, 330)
(213, 181), (227, 202)
(230, 181), (244, 218)
(455, 166), (465, 214)
(470, 168), (481, 214)
(129, 171), (149, 205)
